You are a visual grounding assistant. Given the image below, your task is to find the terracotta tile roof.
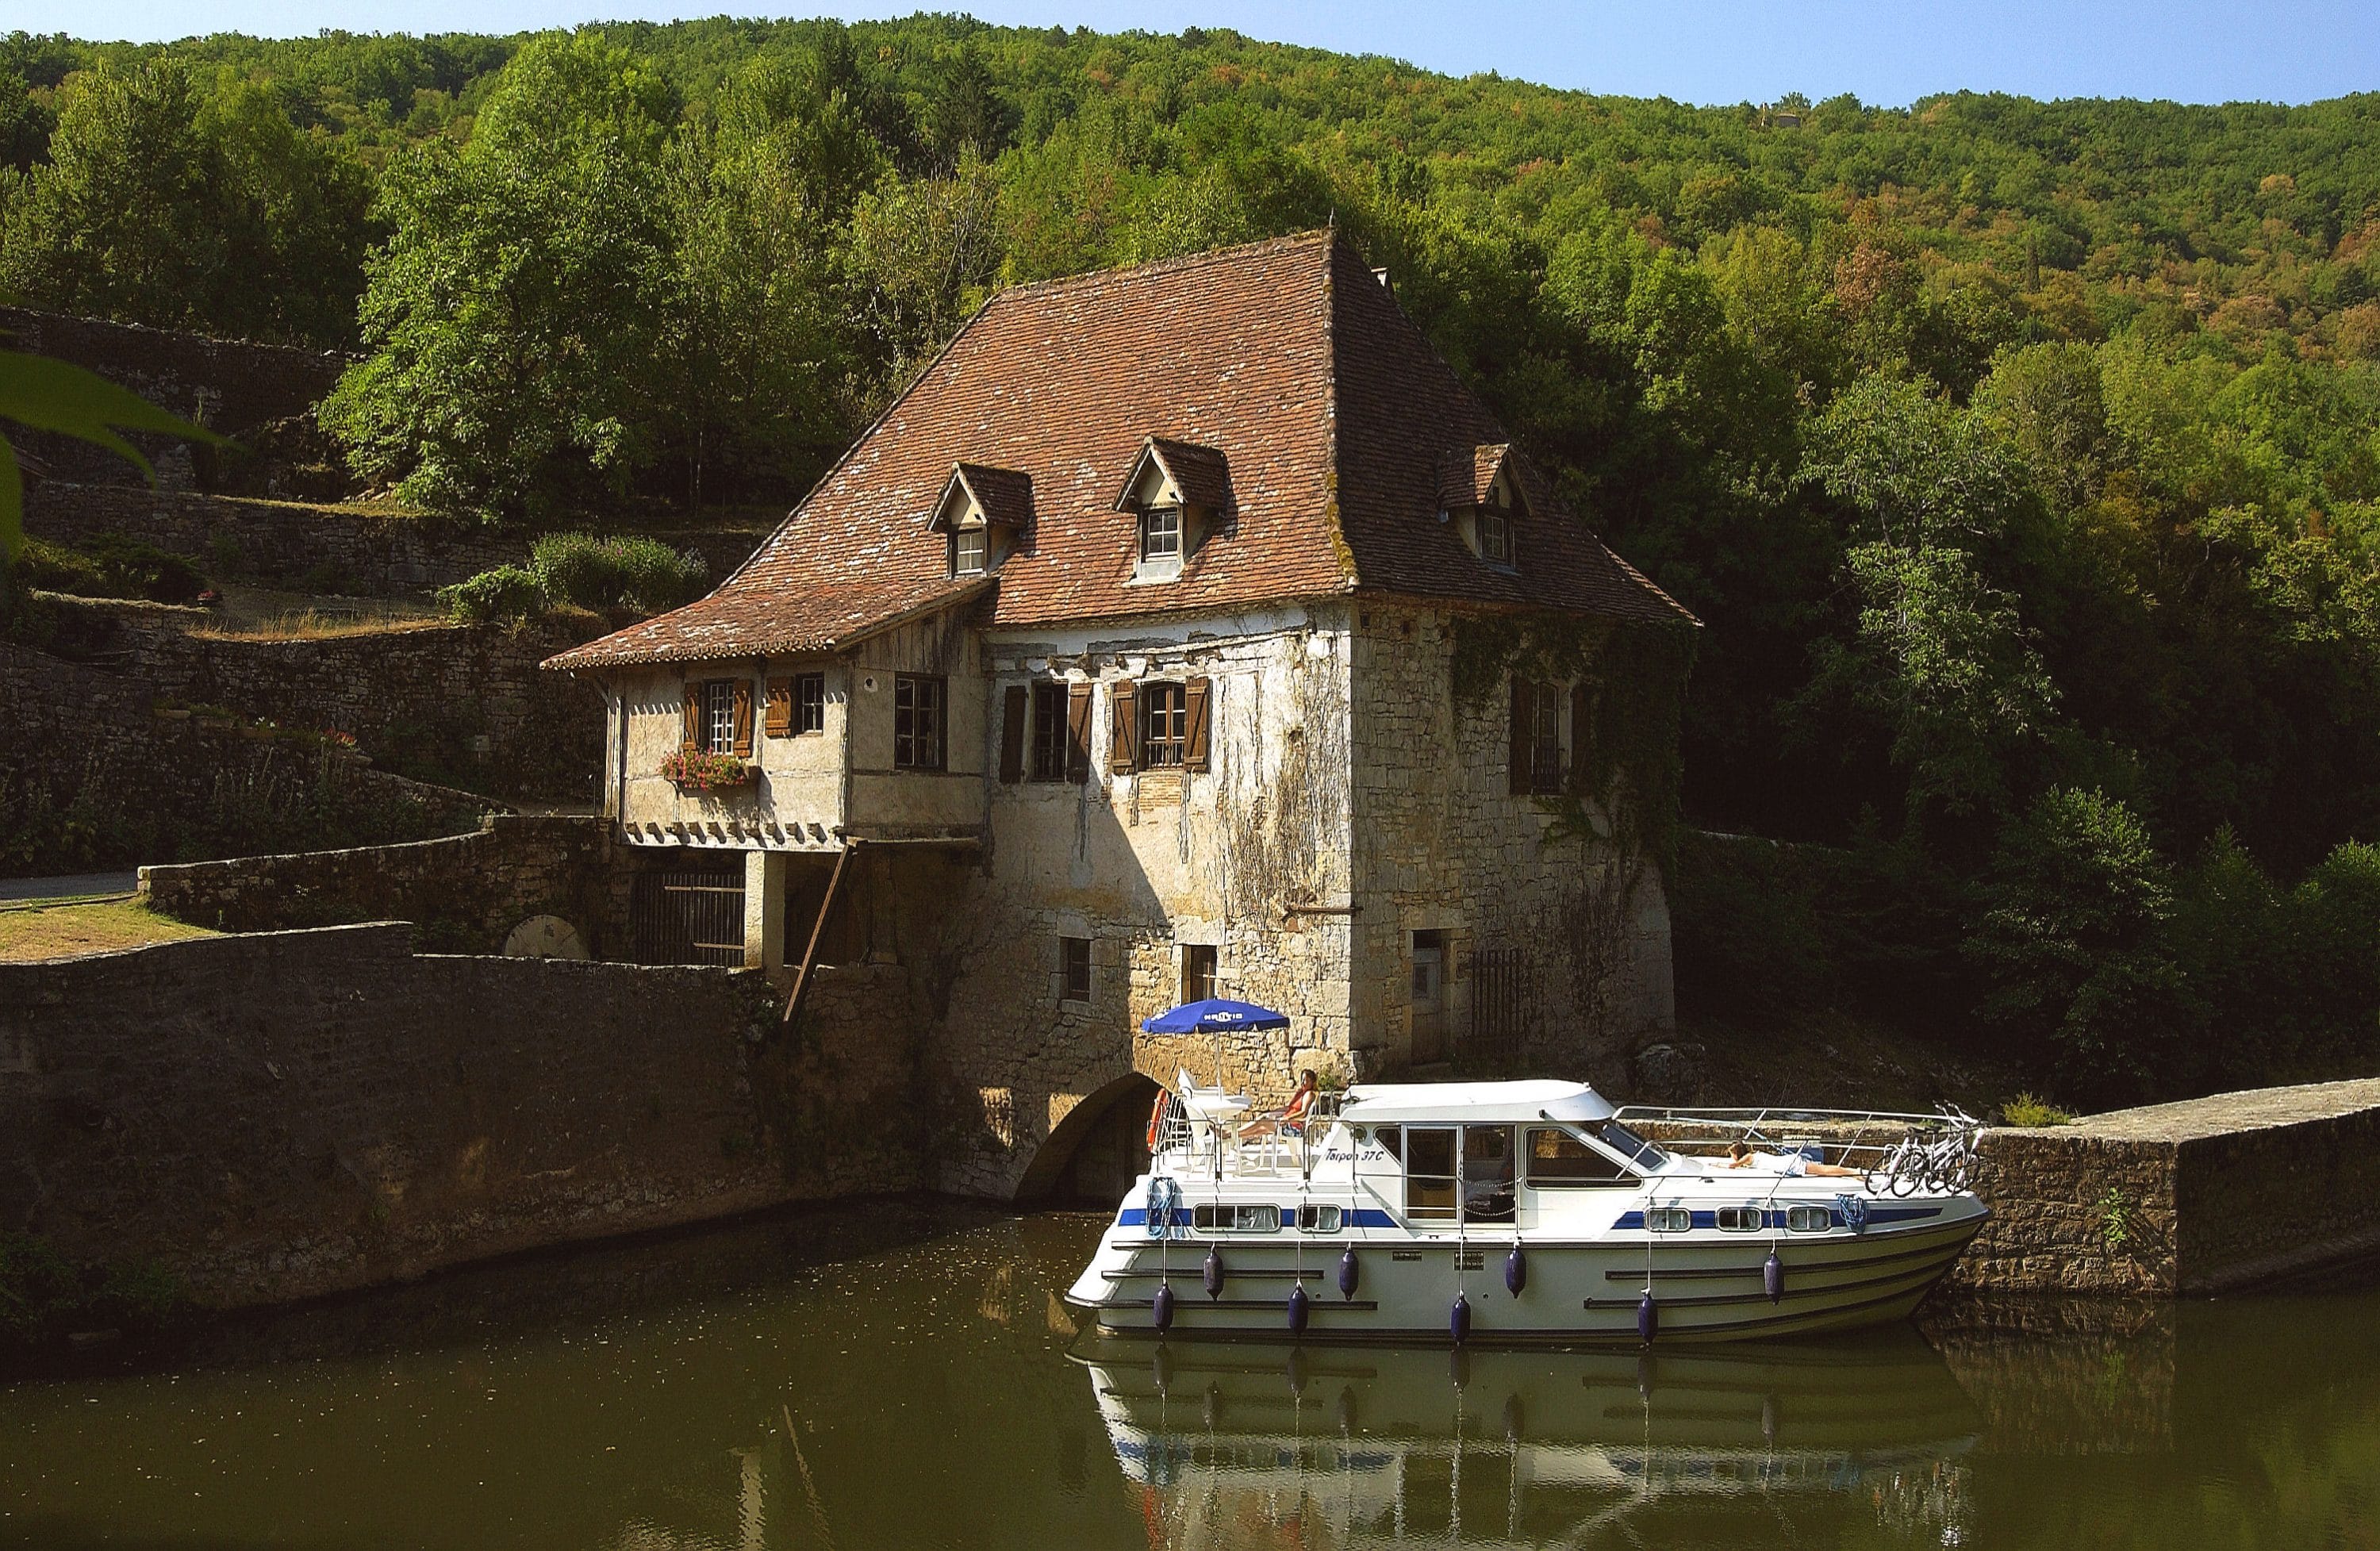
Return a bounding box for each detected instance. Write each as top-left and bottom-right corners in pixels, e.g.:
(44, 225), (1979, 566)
(547, 231), (1688, 674)
(1436, 443), (1510, 510)
(946, 463), (1034, 528)
(543, 574), (993, 669)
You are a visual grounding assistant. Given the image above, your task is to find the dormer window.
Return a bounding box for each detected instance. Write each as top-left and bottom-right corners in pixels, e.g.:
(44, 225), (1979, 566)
(1478, 508), (1511, 565)
(1141, 505), (1184, 566)
(954, 524), (989, 575)
(930, 462), (1032, 579)
(1115, 436), (1231, 585)
(1438, 443), (1525, 571)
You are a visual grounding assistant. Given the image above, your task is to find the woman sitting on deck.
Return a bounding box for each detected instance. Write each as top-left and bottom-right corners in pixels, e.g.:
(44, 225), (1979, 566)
(1238, 1070), (1319, 1142)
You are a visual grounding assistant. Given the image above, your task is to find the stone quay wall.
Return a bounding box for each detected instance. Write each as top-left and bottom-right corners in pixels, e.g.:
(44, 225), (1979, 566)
(140, 814), (625, 956)
(0, 924), (921, 1309)
(1954, 1077), (2380, 1296)
(48, 597), (606, 803)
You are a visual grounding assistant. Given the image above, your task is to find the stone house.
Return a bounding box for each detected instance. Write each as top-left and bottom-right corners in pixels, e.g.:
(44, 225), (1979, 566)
(546, 232), (1695, 1198)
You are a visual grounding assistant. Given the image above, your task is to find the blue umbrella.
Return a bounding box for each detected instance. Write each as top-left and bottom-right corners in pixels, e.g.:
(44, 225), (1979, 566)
(1140, 998), (1292, 1035)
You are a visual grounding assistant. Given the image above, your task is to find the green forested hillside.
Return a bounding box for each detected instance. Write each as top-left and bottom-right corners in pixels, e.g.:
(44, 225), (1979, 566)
(6, 17), (2380, 1101)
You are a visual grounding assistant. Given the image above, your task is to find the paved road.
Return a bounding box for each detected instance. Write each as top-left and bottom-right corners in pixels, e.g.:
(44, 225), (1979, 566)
(0, 871), (140, 904)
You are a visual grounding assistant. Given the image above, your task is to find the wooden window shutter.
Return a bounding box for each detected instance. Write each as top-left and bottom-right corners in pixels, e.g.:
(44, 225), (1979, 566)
(731, 678), (754, 757)
(999, 685), (1028, 784)
(1569, 681), (1592, 790)
(1108, 681), (1138, 774)
(681, 685), (701, 754)
(1065, 683), (1093, 784)
(764, 677), (793, 738)
(1508, 676), (1533, 795)
(1184, 677), (1211, 773)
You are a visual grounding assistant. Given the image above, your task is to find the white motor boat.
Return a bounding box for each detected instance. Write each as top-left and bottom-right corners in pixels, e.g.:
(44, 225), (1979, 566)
(1063, 1076), (1987, 1344)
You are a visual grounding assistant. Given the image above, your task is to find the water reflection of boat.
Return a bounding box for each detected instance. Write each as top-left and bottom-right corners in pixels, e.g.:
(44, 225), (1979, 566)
(1073, 1329), (1980, 1548)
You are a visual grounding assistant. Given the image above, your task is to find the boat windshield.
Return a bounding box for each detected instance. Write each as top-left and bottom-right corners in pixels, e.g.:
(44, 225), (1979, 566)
(1595, 1120), (1666, 1169)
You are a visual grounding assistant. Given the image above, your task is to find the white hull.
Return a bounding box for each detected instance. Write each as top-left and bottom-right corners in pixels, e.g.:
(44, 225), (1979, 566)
(1065, 1079), (1989, 1346)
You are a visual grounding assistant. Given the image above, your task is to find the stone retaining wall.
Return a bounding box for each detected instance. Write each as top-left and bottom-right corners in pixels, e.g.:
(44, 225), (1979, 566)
(1, 643), (491, 875)
(26, 482), (520, 594)
(140, 814), (623, 955)
(0, 924), (922, 1308)
(47, 597), (606, 802)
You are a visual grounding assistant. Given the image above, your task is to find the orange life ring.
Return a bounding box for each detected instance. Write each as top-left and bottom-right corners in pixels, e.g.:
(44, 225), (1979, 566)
(1146, 1092), (1167, 1150)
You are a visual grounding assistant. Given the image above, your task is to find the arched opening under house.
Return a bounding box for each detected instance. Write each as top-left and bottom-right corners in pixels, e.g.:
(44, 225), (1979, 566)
(1012, 1071), (1161, 1206)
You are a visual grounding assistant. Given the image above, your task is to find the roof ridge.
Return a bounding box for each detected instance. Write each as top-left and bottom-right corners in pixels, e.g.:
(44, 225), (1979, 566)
(1317, 228), (1361, 592)
(985, 229), (1336, 311)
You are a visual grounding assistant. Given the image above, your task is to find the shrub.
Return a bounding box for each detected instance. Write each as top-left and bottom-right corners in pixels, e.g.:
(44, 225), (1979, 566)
(436, 563), (547, 624)
(529, 532), (707, 612)
(439, 534), (708, 623)
(2001, 1092), (2075, 1127)
(18, 535), (206, 604)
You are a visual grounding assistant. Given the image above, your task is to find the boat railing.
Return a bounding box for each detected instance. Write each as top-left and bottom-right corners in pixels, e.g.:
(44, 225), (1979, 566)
(1611, 1104), (1983, 1196)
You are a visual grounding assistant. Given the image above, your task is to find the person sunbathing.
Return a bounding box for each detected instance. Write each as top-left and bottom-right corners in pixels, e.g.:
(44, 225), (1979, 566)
(1727, 1139), (1861, 1177)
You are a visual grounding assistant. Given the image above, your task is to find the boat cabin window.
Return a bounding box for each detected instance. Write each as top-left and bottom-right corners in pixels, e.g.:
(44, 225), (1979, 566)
(1595, 1120), (1668, 1169)
(1645, 1207), (1692, 1233)
(1296, 1204), (1342, 1233)
(1525, 1127), (1637, 1187)
(1192, 1204), (1280, 1233)
(1715, 1205), (1765, 1232)
(1374, 1126), (1403, 1162)
(1404, 1127), (1457, 1221)
(1787, 1204), (1833, 1232)
(1463, 1126), (1517, 1224)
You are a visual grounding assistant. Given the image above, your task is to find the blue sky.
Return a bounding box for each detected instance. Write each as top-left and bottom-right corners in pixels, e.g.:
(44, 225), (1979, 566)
(26, 0), (2380, 107)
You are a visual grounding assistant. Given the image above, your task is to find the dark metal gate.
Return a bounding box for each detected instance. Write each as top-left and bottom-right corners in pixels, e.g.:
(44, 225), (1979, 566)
(1464, 946), (1531, 1063)
(630, 870), (747, 966)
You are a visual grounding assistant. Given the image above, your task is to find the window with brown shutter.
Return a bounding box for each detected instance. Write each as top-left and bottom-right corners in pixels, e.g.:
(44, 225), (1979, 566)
(1030, 681), (1068, 781)
(1065, 683), (1093, 784)
(1184, 677), (1211, 772)
(731, 678), (754, 757)
(1108, 681), (1138, 774)
(1139, 681), (1188, 767)
(681, 685), (701, 754)
(999, 685), (1027, 784)
(764, 677), (793, 738)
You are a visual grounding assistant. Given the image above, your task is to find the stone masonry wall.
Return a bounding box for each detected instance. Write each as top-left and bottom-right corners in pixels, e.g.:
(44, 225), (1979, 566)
(0, 924), (920, 1308)
(140, 814), (624, 955)
(1, 643), (492, 872)
(1348, 604), (1674, 1086)
(48, 597), (606, 803)
(1, 306), (348, 491)
(1953, 1077), (2380, 1295)
(26, 482), (521, 595)
(915, 609), (1361, 1200)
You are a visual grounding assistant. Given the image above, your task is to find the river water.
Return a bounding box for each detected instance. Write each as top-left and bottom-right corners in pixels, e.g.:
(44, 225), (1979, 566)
(3, 1200), (2375, 1549)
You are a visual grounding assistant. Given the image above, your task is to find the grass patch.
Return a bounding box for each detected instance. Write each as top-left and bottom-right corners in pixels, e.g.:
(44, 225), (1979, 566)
(0, 900), (218, 962)
(2002, 1092), (2077, 1127)
(190, 611), (452, 642)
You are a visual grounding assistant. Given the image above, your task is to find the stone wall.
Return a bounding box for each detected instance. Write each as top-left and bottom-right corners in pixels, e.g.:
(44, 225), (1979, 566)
(1349, 603), (1674, 1085)
(25, 482), (521, 595)
(1, 306), (349, 492)
(140, 814), (624, 955)
(1955, 1077), (2380, 1295)
(0, 923), (921, 1308)
(49, 597), (606, 802)
(1, 643), (491, 874)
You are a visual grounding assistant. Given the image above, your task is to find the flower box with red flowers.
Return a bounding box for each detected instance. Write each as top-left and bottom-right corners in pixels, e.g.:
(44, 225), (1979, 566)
(661, 751), (754, 792)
